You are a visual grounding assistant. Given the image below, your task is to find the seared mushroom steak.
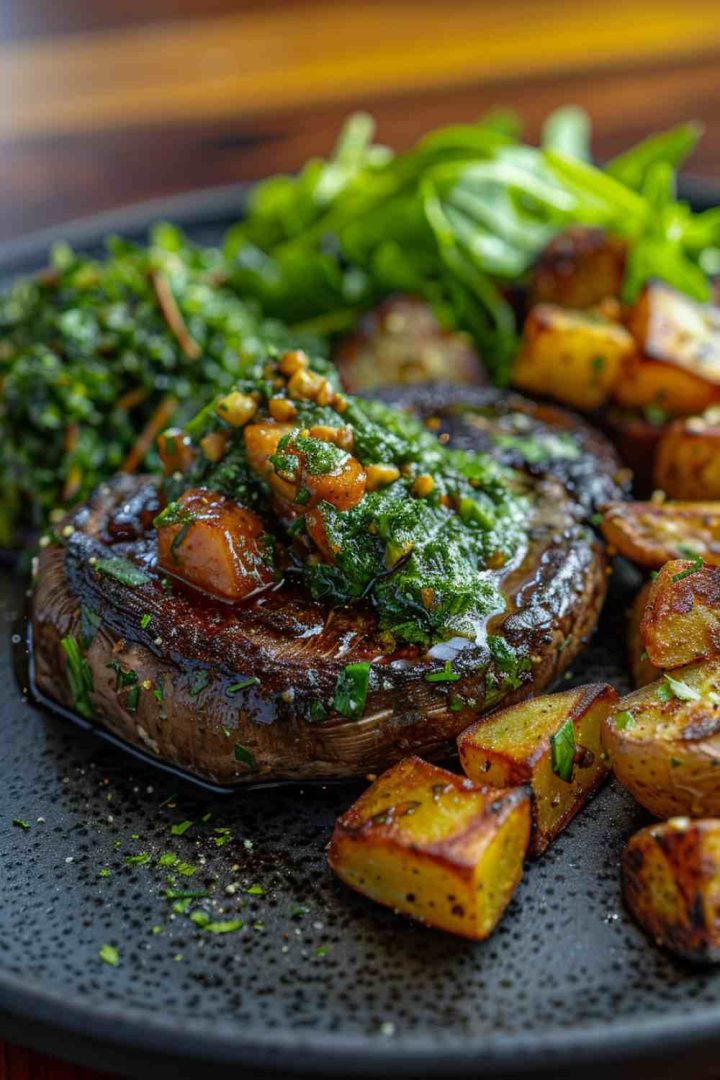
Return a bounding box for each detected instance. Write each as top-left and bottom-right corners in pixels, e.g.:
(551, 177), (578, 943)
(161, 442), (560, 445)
(32, 385), (622, 785)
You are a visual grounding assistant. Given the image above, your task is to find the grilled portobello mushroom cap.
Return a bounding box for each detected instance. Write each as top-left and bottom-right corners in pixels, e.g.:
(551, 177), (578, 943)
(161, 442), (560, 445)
(32, 384), (625, 785)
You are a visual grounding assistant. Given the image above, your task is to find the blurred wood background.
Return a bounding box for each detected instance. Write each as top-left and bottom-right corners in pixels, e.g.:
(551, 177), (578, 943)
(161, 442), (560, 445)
(1, 0), (720, 1074)
(1, 0), (720, 244)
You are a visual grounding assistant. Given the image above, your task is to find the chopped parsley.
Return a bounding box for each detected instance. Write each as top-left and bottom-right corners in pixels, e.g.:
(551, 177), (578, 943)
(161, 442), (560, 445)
(615, 710), (636, 730)
(61, 635), (94, 719)
(107, 660), (138, 688)
(140, 613), (152, 629)
(197, 918), (244, 934)
(246, 884), (264, 896)
(124, 852), (152, 866)
(672, 555), (704, 582)
(170, 820), (193, 837)
(334, 662), (371, 718)
(12, 819), (31, 830)
(659, 674), (701, 703)
(234, 744), (256, 767)
(424, 660), (460, 683)
(94, 557), (151, 588)
(163, 888), (208, 900)
(98, 944), (120, 967)
(227, 677), (259, 694)
(550, 718), (576, 783)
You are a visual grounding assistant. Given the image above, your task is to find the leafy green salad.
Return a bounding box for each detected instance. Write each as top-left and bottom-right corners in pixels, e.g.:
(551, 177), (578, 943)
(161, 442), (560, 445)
(2, 105), (719, 543)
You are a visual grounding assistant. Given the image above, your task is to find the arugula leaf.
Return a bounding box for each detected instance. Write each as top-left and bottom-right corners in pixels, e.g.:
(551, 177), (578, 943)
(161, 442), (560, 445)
(606, 121), (703, 190)
(542, 106), (591, 162)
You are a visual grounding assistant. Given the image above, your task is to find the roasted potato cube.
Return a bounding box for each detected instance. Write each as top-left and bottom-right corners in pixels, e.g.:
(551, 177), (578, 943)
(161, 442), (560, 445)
(601, 500), (720, 568)
(616, 283), (720, 416)
(334, 295), (484, 393)
(640, 559), (720, 669)
(528, 227), (627, 310)
(328, 756), (530, 940)
(512, 304), (634, 410)
(602, 659), (720, 818)
(622, 818), (720, 962)
(156, 488), (274, 602)
(654, 408), (720, 499)
(627, 582), (661, 688)
(457, 684), (616, 856)
(627, 282), (720, 379)
(611, 356), (720, 417)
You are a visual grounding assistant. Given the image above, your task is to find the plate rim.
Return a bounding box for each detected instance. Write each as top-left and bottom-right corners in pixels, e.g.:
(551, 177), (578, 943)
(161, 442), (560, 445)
(3, 961), (720, 1077)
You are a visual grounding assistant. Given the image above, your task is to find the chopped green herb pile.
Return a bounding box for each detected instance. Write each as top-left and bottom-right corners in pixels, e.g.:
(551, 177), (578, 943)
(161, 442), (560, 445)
(0, 224), (314, 544)
(178, 356), (527, 646)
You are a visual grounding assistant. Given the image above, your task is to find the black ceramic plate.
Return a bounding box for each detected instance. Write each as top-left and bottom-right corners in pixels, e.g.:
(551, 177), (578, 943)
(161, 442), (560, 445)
(3, 183), (720, 1080)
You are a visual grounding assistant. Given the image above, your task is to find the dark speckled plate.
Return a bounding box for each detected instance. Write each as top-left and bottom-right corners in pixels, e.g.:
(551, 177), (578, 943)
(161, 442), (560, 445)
(3, 185), (720, 1080)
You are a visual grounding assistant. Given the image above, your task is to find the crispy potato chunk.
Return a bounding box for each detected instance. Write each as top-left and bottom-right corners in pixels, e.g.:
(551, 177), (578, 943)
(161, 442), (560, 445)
(611, 356), (720, 417)
(334, 295), (484, 392)
(627, 282), (720, 380)
(622, 818), (720, 962)
(457, 684), (616, 856)
(654, 408), (720, 499)
(156, 488), (274, 602)
(512, 304), (634, 410)
(601, 500), (720, 568)
(627, 582), (661, 688)
(640, 559), (720, 669)
(602, 659), (720, 818)
(615, 284), (720, 416)
(528, 227), (627, 310)
(328, 756), (530, 940)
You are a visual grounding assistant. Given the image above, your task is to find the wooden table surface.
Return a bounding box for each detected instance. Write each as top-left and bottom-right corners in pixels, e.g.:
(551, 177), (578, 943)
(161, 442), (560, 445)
(2, 0), (720, 1075)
